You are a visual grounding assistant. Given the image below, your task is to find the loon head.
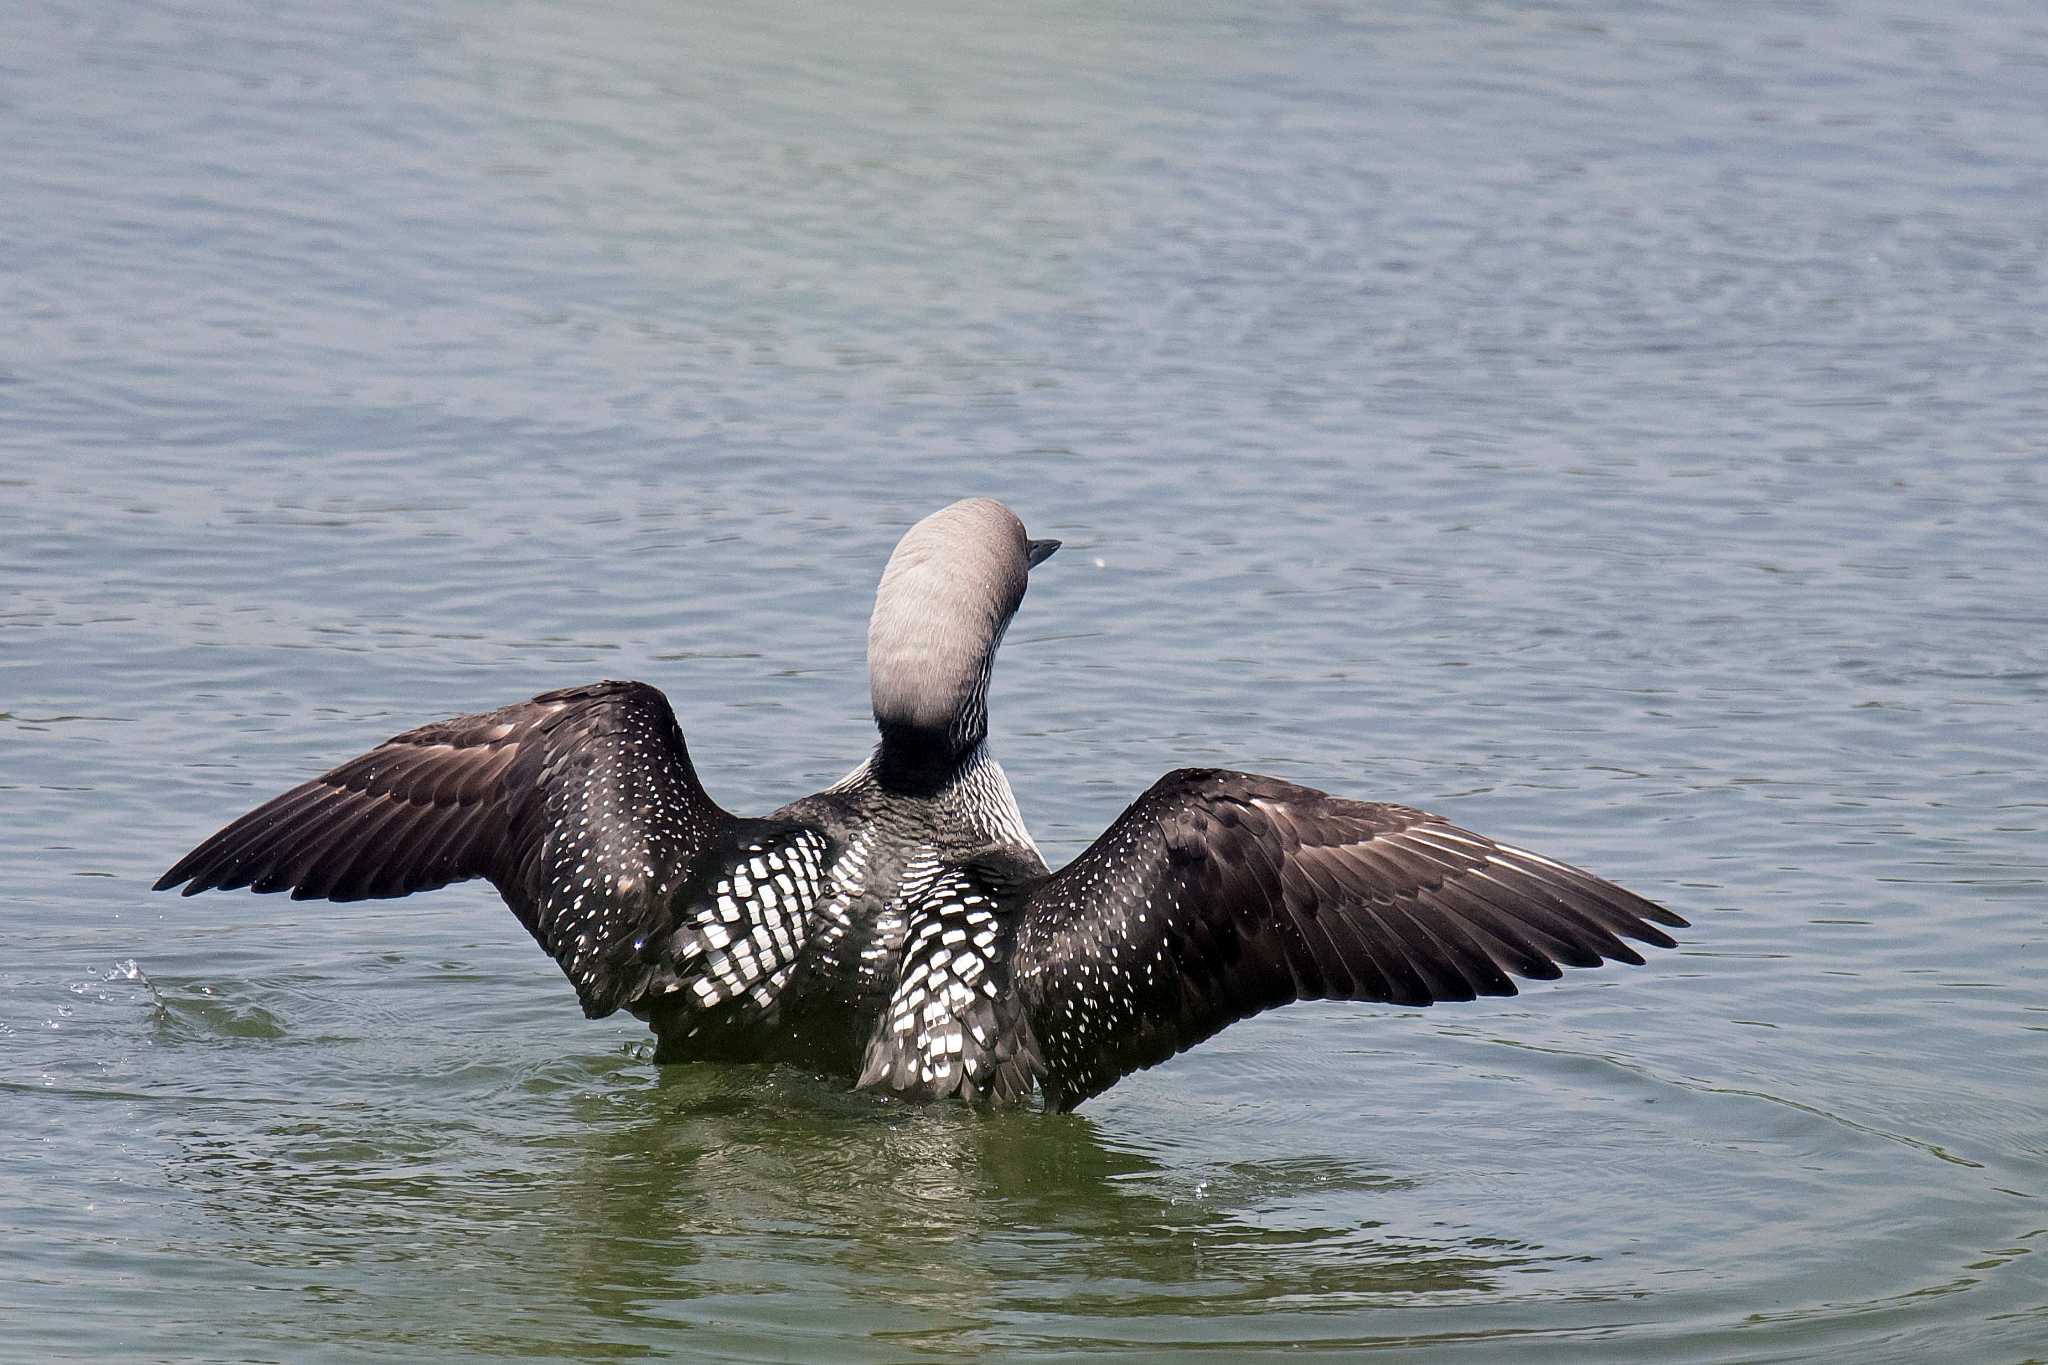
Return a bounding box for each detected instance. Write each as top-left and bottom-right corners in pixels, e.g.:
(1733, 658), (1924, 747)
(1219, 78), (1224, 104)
(867, 497), (1059, 770)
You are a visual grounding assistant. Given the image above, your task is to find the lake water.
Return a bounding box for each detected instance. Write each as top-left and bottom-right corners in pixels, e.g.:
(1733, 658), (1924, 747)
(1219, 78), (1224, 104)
(5, 0), (2045, 1359)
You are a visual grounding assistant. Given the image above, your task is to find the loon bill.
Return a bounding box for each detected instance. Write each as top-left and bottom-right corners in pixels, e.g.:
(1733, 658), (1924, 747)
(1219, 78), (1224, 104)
(157, 497), (1686, 1111)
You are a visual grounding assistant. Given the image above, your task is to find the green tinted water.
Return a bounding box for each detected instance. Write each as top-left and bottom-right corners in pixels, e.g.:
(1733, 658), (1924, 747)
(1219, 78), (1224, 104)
(5, 0), (2045, 1359)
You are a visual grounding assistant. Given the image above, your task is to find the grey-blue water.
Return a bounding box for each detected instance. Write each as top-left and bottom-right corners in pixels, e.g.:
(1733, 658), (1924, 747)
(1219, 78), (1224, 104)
(5, 0), (2045, 1359)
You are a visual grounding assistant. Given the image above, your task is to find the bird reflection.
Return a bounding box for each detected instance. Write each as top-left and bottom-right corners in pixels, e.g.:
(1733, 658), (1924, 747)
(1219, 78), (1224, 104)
(537, 1064), (1541, 1337)
(162, 1057), (1549, 1355)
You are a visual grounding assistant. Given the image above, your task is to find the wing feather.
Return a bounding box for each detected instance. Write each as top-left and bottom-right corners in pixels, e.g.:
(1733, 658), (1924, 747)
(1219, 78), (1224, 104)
(154, 681), (822, 1019)
(1014, 768), (1685, 1109)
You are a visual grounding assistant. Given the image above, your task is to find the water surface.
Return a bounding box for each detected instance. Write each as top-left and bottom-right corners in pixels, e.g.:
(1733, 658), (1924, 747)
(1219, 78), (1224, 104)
(5, 0), (2046, 1359)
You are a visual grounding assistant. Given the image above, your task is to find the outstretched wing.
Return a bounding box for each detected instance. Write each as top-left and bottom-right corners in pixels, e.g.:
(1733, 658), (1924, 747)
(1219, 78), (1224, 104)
(1013, 768), (1686, 1110)
(155, 680), (826, 1019)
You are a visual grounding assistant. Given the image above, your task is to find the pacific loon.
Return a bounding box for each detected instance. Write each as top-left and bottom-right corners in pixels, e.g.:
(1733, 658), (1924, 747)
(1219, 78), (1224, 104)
(158, 498), (1685, 1110)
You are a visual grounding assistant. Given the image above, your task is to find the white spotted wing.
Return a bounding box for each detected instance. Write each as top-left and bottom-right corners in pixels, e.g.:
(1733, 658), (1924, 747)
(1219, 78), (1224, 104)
(157, 680), (832, 1020)
(1014, 768), (1687, 1110)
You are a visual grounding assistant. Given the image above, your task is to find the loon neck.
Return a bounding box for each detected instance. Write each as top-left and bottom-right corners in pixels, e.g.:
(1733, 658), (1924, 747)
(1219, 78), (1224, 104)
(872, 719), (985, 796)
(825, 733), (1044, 863)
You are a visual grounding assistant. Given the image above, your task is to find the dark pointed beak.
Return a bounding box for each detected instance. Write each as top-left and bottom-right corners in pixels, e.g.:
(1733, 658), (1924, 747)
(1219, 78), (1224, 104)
(1025, 538), (1061, 569)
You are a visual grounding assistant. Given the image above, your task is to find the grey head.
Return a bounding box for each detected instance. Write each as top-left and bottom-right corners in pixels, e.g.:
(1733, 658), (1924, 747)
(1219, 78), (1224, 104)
(867, 497), (1059, 772)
